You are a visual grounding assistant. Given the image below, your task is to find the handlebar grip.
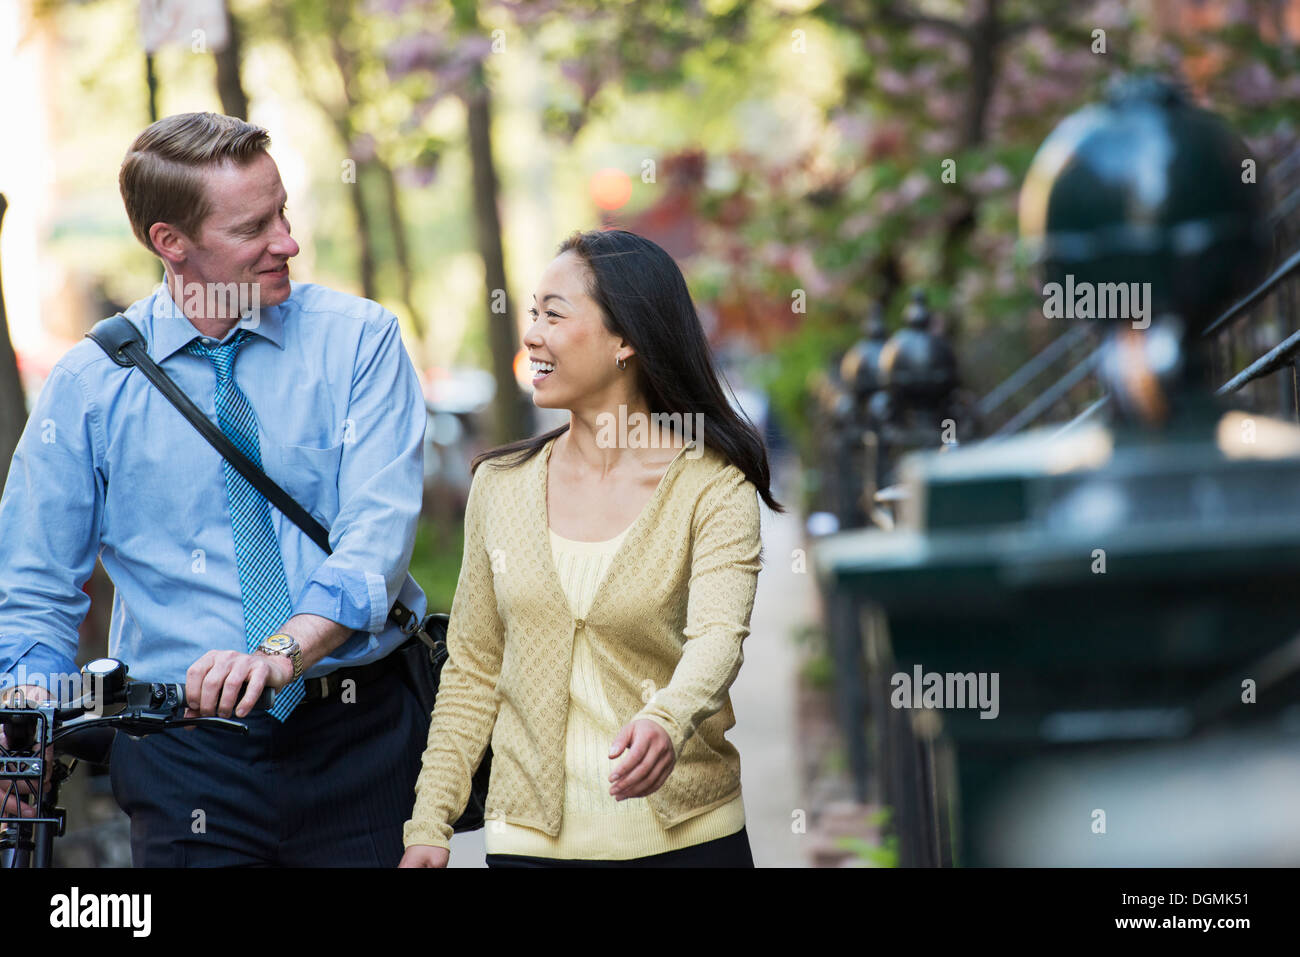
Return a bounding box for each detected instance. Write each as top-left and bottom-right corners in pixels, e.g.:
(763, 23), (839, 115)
(170, 683), (276, 712)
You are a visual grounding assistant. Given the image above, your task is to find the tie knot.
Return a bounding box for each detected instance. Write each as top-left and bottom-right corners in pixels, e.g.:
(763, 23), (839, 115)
(187, 330), (252, 381)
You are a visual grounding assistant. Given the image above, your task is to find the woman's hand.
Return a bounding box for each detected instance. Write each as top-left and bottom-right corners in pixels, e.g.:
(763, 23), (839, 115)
(608, 719), (676, 799)
(399, 845), (450, 868)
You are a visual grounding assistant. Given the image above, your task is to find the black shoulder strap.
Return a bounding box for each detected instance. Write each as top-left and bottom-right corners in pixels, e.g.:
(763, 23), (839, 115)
(89, 315), (331, 553)
(86, 314), (423, 636)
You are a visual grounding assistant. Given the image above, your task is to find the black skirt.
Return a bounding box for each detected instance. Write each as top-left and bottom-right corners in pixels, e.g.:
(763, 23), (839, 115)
(485, 825), (754, 868)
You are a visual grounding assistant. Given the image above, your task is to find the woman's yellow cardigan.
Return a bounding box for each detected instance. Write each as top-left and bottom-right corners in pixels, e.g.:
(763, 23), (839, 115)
(403, 435), (764, 851)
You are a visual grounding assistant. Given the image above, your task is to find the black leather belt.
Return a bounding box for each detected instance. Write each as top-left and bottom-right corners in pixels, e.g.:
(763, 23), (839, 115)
(302, 649), (403, 703)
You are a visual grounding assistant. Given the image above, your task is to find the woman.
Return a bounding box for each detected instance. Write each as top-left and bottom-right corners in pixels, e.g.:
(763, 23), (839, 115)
(400, 228), (782, 868)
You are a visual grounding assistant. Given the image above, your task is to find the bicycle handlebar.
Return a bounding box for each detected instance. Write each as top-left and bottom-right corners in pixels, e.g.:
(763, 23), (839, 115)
(0, 659), (275, 867)
(2, 660), (276, 765)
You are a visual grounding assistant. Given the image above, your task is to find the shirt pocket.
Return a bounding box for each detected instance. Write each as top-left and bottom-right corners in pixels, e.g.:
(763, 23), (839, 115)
(263, 441), (344, 527)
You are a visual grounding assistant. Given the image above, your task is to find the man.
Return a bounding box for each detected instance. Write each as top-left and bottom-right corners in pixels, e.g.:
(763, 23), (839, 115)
(0, 112), (431, 866)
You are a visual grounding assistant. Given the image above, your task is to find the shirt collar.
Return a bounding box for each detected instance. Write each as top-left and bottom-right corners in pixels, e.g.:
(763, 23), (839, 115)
(146, 280), (287, 362)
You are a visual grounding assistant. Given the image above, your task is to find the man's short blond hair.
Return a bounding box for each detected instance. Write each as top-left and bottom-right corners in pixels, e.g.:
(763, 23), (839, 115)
(119, 112), (270, 255)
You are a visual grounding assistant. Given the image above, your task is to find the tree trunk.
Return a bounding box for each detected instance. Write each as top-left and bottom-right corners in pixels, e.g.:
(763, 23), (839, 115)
(349, 158), (380, 301)
(465, 64), (527, 444)
(321, 4), (382, 304)
(215, 1), (250, 119)
(0, 196), (29, 495)
(376, 160), (428, 341)
(145, 52), (159, 123)
(963, 0), (999, 151)
(936, 0), (1003, 335)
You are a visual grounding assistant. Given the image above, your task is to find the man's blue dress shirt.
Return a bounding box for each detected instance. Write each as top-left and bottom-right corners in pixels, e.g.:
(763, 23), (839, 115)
(0, 281), (428, 686)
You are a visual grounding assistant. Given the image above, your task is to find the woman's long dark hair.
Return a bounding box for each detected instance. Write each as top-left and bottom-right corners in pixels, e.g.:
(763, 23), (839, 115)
(471, 228), (783, 512)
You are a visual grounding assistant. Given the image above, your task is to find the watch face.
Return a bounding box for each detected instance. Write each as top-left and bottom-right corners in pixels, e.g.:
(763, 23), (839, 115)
(263, 635), (294, 652)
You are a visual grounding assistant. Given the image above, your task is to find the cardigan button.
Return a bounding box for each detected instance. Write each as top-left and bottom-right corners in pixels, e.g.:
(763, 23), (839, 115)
(574, 618), (585, 630)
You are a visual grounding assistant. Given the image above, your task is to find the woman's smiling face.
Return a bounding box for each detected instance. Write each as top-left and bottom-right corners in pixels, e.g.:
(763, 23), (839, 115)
(523, 250), (631, 410)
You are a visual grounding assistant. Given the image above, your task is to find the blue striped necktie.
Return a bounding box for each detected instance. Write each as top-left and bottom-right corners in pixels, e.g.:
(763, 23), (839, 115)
(186, 330), (304, 721)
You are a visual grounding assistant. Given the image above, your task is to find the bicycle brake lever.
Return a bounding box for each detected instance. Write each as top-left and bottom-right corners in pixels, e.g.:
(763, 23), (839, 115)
(85, 711), (251, 739)
(161, 715), (250, 735)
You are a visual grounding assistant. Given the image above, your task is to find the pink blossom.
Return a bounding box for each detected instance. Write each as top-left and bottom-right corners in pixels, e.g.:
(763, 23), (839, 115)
(830, 112), (874, 150)
(876, 68), (911, 96)
(838, 211), (876, 240)
(876, 186), (902, 216)
(759, 241), (789, 269)
(789, 245), (833, 297)
(898, 171), (929, 203)
(969, 164), (1012, 195)
(350, 132), (377, 163)
(1221, 0), (1256, 27)
(926, 88), (962, 125)
(386, 32), (443, 78)
(1231, 62), (1280, 107)
(921, 129), (955, 155)
(911, 64), (941, 89)
(495, 0), (566, 26)
(1090, 0), (1134, 30)
(397, 164), (437, 189)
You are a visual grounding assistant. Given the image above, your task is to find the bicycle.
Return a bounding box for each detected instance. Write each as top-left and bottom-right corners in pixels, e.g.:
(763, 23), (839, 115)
(0, 657), (268, 868)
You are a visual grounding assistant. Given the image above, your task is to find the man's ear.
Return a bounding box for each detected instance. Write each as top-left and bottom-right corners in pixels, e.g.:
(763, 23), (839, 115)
(149, 222), (190, 267)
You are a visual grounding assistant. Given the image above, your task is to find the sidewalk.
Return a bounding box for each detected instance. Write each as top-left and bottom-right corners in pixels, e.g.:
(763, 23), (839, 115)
(726, 455), (813, 867)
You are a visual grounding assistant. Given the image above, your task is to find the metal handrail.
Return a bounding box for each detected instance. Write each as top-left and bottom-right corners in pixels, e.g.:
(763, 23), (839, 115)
(976, 324), (1091, 420)
(1202, 247), (1300, 339)
(1268, 140), (1300, 182)
(991, 347), (1102, 438)
(1217, 326), (1300, 395)
(1051, 393), (1110, 438)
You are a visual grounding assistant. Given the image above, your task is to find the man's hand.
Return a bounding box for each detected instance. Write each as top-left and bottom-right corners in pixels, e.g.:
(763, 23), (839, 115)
(184, 650), (294, 720)
(0, 685), (53, 818)
(608, 719), (676, 800)
(399, 845), (449, 868)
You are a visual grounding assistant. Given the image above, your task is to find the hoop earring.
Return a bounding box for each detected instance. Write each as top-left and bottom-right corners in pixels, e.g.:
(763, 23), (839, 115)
(616, 356), (627, 371)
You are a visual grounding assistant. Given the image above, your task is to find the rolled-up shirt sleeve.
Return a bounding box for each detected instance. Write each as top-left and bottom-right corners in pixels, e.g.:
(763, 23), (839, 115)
(403, 468), (505, 850)
(631, 467), (762, 758)
(290, 310), (425, 633)
(0, 366), (104, 687)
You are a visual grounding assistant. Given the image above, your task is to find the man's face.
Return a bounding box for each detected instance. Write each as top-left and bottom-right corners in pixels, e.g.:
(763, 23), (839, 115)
(177, 151), (300, 316)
